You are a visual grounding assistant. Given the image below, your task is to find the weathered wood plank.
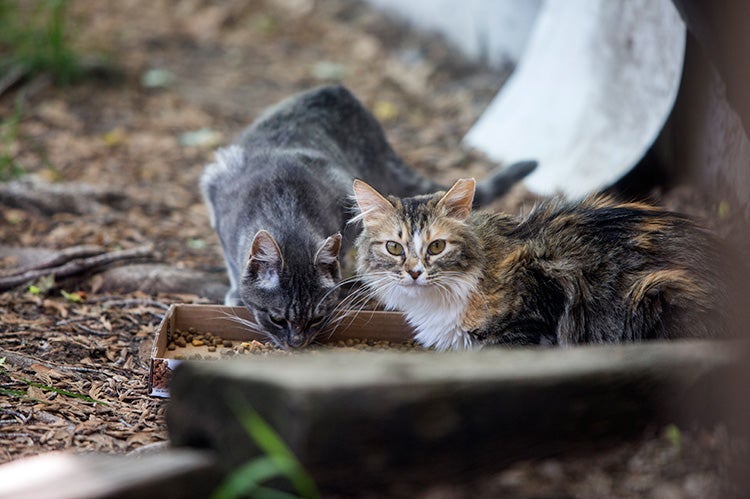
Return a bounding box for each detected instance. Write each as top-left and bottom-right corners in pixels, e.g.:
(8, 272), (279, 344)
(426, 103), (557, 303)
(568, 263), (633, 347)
(166, 339), (743, 493)
(0, 448), (220, 499)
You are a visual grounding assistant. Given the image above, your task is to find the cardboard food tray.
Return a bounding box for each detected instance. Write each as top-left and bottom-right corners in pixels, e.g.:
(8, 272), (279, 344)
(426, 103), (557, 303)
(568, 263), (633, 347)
(148, 304), (412, 397)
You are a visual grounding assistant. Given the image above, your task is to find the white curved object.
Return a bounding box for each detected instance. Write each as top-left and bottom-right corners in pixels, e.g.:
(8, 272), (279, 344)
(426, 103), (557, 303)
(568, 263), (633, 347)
(464, 0), (686, 198)
(365, 0), (541, 68)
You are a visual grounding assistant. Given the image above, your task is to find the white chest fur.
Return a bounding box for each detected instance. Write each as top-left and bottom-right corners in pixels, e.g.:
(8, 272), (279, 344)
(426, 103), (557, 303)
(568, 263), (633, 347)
(376, 278), (480, 351)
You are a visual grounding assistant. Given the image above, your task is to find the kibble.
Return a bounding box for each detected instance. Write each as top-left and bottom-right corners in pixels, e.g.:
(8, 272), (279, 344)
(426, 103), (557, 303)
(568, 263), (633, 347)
(164, 327), (421, 360)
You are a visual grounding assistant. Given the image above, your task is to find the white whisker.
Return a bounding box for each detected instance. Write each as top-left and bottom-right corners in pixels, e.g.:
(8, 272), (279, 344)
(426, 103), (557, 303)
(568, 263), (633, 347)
(217, 308), (279, 343)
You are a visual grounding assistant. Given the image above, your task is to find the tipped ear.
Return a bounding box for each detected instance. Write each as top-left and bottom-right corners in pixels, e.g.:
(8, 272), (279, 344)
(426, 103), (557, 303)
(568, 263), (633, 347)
(315, 233), (342, 266)
(437, 178), (476, 220)
(248, 230), (283, 277)
(352, 179), (395, 225)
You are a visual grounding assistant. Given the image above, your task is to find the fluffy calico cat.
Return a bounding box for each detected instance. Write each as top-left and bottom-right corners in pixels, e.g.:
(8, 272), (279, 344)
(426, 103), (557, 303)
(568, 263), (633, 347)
(200, 85), (534, 349)
(353, 178), (737, 351)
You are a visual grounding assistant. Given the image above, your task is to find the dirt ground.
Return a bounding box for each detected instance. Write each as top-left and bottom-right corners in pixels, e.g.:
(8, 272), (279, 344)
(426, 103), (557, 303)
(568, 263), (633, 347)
(0, 1), (746, 497)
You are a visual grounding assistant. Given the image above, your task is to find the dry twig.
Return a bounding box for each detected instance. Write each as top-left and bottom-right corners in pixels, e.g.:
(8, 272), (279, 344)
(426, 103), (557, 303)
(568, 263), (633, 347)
(0, 246), (155, 291)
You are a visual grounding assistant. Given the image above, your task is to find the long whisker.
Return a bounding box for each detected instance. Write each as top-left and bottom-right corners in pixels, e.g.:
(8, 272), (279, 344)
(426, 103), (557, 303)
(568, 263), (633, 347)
(316, 274), (365, 307)
(324, 278), (393, 338)
(326, 286), (380, 326)
(328, 273), (393, 314)
(217, 308), (278, 343)
(310, 284), (382, 344)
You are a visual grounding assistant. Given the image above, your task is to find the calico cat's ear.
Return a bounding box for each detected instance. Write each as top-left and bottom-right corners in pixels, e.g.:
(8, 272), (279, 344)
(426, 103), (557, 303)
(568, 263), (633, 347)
(315, 233), (342, 266)
(352, 179), (394, 226)
(248, 230), (283, 283)
(437, 178), (476, 220)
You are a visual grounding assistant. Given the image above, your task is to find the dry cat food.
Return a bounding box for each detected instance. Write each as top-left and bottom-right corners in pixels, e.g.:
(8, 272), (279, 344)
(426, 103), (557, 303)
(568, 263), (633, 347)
(167, 327), (233, 353)
(167, 327), (421, 360)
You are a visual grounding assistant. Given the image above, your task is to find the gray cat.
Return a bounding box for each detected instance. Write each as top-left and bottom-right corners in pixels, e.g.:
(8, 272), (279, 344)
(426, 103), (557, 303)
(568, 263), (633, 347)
(200, 85), (534, 349)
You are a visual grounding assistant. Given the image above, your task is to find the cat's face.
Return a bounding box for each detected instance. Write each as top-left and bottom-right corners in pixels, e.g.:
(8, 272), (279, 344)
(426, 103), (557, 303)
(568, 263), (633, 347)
(239, 230), (342, 349)
(352, 179), (482, 307)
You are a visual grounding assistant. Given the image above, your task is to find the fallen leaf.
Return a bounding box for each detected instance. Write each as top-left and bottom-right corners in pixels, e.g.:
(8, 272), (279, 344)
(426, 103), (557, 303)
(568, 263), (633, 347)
(374, 100), (398, 121)
(103, 128), (126, 147)
(311, 61), (348, 81)
(30, 363), (64, 383)
(61, 290), (84, 303)
(178, 128), (223, 148)
(140, 68), (176, 89)
(43, 299), (68, 318)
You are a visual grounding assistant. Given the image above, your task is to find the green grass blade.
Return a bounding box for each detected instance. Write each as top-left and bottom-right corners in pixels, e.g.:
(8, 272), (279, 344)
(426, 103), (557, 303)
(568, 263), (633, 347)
(0, 386), (48, 404)
(0, 387), (30, 398)
(1, 364), (107, 405)
(23, 379), (107, 405)
(251, 485), (305, 499)
(210, 456), (290, 499)
(225, 391), (320, 499)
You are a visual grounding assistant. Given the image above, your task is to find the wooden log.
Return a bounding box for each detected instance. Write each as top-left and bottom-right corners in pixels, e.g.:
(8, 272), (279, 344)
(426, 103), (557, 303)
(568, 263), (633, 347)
(166, 339), (744, 494)
(0, 246), (154, 291)
(0, 448), (221, 499)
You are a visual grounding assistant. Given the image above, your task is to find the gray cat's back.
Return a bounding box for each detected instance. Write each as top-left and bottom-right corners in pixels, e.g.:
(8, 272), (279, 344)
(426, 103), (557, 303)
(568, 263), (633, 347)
(236, 85), (440, 196)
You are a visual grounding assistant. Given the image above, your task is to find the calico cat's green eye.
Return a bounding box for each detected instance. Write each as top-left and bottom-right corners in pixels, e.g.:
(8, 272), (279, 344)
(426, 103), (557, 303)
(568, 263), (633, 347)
(427, 239), (446, 255)
(385, 241), (404, 256)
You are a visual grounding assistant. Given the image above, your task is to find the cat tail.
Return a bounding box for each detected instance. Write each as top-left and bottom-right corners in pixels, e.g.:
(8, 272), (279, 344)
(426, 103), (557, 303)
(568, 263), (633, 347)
(473, 160), (537, 208)
(398, 159), (536, 206)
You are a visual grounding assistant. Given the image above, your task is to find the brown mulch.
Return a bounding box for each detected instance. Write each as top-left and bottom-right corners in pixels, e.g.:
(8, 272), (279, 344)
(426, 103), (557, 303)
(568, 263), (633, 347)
(0, 0), (515, 465)
(0, 292), (178, 461)
(0, 1), (746, 497)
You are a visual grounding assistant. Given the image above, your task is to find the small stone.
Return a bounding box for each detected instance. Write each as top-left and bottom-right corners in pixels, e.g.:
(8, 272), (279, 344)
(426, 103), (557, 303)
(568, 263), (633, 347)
(140, 68), (176, 89)
(311, 61), (349, 81)
(192, 339), (204, 347)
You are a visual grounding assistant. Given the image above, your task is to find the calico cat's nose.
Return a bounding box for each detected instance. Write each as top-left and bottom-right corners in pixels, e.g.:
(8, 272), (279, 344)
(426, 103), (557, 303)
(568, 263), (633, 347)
(408, 269), (422, 280)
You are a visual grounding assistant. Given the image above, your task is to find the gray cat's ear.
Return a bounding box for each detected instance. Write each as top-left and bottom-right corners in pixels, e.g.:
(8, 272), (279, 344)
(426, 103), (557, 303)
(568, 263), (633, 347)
(352, 179), (394, 226)
(316, 233), (342, 283)
(248, 230), (283, 282)
(437, 178), (476, 220)
(315, 233), (342, 266)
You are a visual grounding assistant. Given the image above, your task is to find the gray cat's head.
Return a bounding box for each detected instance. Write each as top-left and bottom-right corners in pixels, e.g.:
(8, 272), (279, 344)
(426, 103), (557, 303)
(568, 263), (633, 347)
(351, 178), (482, 310)
(239, 229), (342, 349)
